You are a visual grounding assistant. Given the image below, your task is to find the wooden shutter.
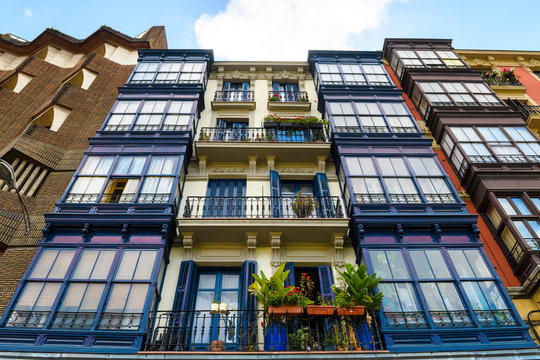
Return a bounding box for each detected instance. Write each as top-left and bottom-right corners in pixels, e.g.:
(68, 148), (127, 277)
(317, 265), (335, 301)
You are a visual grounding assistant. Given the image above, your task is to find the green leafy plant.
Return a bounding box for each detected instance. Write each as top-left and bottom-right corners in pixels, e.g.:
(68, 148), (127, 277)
(335, 263), (383, 311)
(317, 294), (334, 306)
(289, 326), (311, 350)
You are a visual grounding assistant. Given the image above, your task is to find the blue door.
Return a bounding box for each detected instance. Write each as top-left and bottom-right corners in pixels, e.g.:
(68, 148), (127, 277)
(192, 271), (241, 350)
(205, 180), (246, 217)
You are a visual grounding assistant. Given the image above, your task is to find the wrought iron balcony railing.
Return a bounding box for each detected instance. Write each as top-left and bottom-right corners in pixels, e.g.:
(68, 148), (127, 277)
(183, 196), (344, 219)
(384, 311), (428, 329)
(4, 310), (144, 331)
(430, 310), (473, 328)
(485, 77), (524, 86)
(198, 127), (328, 143)
(214, 90), (254, 102)
(474, 309), (516, 327)
(144, 309), (384, 352)
(65, 193), (171, 204)
(268, 90), (309, 102)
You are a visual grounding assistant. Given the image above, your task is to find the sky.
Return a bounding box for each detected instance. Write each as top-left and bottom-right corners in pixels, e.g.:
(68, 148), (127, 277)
(2, 0), (540, 61)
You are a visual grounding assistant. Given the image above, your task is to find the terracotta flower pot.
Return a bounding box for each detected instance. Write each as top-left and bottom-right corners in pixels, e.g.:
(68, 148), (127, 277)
(268, 305), (303, 316)
(336, 306), (365, 316)
(210, 340), (225, 351)
(305, 305), (334, 316)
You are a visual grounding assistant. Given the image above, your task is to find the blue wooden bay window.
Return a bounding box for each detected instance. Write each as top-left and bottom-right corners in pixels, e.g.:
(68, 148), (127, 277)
(64, 154), (180, 204)
(315, 62), (392, 88)
(341, 154), (458, 205)
(102, 98), (197, 132)
(327, 100), (419, 134)
(129, 61), (207, 85)
(365, 246), (518, 331)
(2, 246), (163, 332)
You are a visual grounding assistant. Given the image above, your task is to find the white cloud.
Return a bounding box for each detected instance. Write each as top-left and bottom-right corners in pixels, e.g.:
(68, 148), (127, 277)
(24, 8), (33, 17)
(195, 0), (398, 61)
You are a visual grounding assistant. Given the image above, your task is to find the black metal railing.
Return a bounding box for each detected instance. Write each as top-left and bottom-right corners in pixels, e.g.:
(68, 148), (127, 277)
(99, 312), (143, 330)
(485, 77), (523, 86)
(144, 309), (384, 352)
(65, 193), (100, 203)
(214, 90), (254, 102)
(103, 124), (189, 132)
(507, 99), (540, 119)
(388, 194), (422, 204)
(268, 90), (309, 102)
(384, 311), (428, 329)
(198, 127), (327, 143)
(51, 311), (96, 329)
(99, 192), (136, 204)
(474, 309), (516, 327)
(183, 196), (343, 219)
(429, 310), (473, 328)
(334, 126), (418, 134)
(5, 310), (50, 328)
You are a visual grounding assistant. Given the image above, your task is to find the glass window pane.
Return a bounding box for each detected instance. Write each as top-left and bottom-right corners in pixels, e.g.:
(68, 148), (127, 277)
(105, 284), (130, 312)
(14, 283), (44, 310)
(463, 250), (491, 278)
(114, 251), (139, 280)
(512, 198), (531, 215)
(498, 198), (517, 215)
(222, 274), (240, 289)
(369, 250), (392, 279)
(33, 283), (62, 311)
(133, 251), (157, 280)
(448, 250), (474, 278)
(73, 250), (115, 280)
(420, 283), (445, 310)
(124, 284), (149, 313)
(387, 251), (409, 279)
(198, 274), (216, 289)
(29, 249), (75, 279)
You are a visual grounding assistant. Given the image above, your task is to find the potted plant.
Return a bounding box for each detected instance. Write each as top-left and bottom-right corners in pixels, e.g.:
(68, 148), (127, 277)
(298, 94), (309, 102)
(268, 93), (280, 102)
(210, 339), (225, 351)
(291, 191), (319, 218)
(336, 263), (383, 313)
(250, 263), (308, 350)
(263, 114), (279, 129)
(219, 302), (228, 314)
(211, 299), (219, 315)
(288, 326), (311, 351)
(306, 294), (335, 316)
(200, 129), (210, 141)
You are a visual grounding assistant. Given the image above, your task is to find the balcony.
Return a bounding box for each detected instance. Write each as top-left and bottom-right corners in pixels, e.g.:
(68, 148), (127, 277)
(183, 196), (343, 219)
(143, 309), (384, 352)
(509, 100), (540, 134)
(195, 126), (330, 163)
(199, 127), (327, 143)
(267, 91), (311, 111)
(483, 76), (527, 98)
(179, 196), (349, 244)
(211, 90), (256, 110)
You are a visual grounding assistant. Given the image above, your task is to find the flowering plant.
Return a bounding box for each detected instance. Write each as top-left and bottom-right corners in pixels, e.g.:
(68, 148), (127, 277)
(268, 93), (281, 101)
(263, 114), (322, 124)
(482, 68), (519, 84)
(297, 94), (309, 102)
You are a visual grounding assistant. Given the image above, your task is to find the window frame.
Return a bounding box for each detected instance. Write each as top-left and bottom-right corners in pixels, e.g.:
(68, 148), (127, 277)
(3, 246), (163, 332)
(315, 62), (392, 88)
(342, 155), (457, 205)
(64, 154), (180, 205)
(102, 98), (197, 132)
(129, 61), (207, 85)
(390, 48), (467, 79)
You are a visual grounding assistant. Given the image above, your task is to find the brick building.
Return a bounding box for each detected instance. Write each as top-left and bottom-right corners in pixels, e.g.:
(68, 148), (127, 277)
(0, 26), (167, 311)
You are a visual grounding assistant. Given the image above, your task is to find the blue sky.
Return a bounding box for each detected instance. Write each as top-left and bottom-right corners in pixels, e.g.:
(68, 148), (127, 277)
(3, 0), (540, 60)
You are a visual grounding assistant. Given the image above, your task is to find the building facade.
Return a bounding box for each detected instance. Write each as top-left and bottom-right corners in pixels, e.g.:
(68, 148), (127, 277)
(0, 26), (167, 312)
(0, 37), (538, 358)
